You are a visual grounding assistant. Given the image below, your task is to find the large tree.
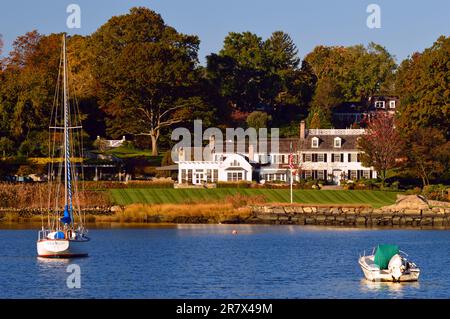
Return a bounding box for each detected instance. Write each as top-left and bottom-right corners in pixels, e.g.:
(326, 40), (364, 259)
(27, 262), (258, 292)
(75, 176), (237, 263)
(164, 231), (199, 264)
(403, 127), (450, 186)
(0, 31), (62, 153)
(91, 7), (205, 155)
(396, 35), (450, 137)
(206, 31), (315, 122)
(305, 43), (396, 102)
(358, 113), (404, 184)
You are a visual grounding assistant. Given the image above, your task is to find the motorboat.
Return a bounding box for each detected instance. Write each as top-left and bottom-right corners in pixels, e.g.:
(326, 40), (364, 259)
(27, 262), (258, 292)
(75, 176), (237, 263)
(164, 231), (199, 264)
(359, 244), (420, 282)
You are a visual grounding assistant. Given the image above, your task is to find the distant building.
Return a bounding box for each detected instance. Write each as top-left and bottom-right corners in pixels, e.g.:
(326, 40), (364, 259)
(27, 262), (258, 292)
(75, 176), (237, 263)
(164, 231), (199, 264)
(333, 96), (398, 128)
(176, 121), (377, 186)
(95, 135), (127, 150)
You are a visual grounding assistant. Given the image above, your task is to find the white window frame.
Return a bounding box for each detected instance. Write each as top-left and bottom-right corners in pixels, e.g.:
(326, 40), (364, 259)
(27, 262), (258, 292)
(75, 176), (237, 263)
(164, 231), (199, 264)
(389, 100), (396, 109)
(334, 137), (342, 148)
(311, 137), (319, 148)
(375, 101), (385, 109)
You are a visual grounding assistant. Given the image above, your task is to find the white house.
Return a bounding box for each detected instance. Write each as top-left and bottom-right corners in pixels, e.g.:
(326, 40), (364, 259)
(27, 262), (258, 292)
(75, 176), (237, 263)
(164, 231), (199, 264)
(177, 151), (252, 185)
(176, 121), (377, 185)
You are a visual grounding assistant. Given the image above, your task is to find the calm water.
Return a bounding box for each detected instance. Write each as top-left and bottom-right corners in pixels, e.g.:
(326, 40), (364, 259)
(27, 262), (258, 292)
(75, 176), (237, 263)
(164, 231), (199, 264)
(0, 224), (449, 299)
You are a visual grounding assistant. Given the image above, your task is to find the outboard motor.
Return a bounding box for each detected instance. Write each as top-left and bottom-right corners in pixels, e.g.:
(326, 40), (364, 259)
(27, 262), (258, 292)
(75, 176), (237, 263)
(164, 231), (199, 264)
(388, 254), (404, 281)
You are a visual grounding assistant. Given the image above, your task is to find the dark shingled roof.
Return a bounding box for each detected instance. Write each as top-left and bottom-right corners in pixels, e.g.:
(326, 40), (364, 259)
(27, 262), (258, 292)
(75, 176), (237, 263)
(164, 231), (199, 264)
(299, 134), (360, 151)
(178, 134), (361, 157)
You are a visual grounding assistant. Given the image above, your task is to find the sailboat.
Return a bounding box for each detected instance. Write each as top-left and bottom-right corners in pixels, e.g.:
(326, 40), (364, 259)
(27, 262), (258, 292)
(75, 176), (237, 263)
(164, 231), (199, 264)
(37, 34), (90, 258)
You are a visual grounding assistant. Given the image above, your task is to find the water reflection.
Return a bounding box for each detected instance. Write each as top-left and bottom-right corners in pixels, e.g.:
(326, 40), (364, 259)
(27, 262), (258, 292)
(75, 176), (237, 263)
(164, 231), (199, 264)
(359, 279), (420, 297)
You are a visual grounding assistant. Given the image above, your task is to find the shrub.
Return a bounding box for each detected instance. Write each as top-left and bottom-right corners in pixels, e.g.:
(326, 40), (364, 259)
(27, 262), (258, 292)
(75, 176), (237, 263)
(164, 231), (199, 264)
(422, 184), (449, 202)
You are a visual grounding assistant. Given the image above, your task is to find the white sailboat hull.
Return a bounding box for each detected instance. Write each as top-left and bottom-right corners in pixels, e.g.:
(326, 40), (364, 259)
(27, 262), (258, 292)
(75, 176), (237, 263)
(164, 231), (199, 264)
(359, 255), (420, 282)
(37, 239), (88, 258)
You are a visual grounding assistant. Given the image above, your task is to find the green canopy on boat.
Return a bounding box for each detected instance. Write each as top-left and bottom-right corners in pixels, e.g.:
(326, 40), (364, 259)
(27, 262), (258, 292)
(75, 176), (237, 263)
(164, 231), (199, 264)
(374, 244), (399, 269)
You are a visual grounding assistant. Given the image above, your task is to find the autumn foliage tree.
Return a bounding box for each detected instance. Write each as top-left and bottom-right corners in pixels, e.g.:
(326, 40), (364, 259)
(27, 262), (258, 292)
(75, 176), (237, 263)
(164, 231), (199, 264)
(396, 36), (449, 137)
(403, 127), (450, 186)
(358, 113), (404, 184)
(91, 7), (205, 155)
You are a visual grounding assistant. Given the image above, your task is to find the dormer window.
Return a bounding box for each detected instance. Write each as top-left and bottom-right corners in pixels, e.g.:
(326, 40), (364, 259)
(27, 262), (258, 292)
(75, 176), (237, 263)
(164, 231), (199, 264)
(375, 101), (385, 109)
(231, 159), (240, 167)
(389, 100), (396, 109)
(334, 137), (342, 148)
(311, 137), (319, 148)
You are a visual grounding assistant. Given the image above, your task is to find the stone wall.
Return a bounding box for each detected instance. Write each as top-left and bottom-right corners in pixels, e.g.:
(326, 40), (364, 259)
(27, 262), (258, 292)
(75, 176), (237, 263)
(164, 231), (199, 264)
(248, 204), (450, 227)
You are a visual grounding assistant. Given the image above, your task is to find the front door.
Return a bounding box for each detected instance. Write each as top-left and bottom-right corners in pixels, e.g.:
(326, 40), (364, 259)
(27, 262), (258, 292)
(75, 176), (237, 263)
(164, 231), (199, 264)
(194, 173), (204, 185)
(332, 170), (342, 185)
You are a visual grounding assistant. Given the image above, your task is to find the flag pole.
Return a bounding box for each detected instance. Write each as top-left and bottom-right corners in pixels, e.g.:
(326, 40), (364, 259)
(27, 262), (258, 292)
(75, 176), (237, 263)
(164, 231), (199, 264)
(289, 142), (293, 204)
(290, 168), (293, 204)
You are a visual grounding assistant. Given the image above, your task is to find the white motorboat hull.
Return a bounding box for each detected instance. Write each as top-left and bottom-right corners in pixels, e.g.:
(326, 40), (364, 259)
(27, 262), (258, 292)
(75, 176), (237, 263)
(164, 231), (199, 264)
(359, 255), (420, 282)
(37, 239), (88, 258)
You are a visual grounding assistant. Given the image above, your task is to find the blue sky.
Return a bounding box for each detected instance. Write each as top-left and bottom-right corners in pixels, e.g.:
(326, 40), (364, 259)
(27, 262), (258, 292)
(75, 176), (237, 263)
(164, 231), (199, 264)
(0, 0), (449, 64)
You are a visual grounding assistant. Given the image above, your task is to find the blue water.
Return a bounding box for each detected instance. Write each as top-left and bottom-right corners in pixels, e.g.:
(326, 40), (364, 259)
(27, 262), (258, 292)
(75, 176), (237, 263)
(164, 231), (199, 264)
(0, 225), (449, 299)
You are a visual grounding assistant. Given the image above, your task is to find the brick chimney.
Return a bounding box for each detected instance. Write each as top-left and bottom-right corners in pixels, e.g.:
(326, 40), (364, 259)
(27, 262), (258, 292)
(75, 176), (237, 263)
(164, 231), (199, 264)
(299, 120), (306, 140)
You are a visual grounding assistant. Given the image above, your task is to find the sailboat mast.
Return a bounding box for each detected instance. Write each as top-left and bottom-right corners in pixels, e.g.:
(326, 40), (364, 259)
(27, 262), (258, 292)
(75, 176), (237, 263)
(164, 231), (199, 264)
(62, 33), (73, 224)
(63, 34), (68, 208)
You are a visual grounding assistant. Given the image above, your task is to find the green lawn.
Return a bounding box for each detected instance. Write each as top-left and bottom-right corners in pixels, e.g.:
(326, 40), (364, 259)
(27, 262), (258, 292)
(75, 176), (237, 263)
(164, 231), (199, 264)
(109, 188), (399, 208)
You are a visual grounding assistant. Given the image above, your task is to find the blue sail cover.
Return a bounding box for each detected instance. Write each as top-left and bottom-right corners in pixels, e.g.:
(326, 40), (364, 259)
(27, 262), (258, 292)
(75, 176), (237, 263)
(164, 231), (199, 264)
(60, 205), (72, 224)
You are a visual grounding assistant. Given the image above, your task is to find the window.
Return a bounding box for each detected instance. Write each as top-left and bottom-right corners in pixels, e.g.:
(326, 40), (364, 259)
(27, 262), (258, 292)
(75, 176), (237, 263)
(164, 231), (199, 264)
(348, 153), (358, 162)
(181, 170), (187, 183)
(332, 153), (341, 162)
(350, 170), (357, 180)
(363, 170), (370, 179)
(317, 170), (324, 180)
(213, 169), (218, 181)
(305, 170), (312, 179)
(259, 154), (270, 164)
(206, 169), (212, 182)
(230, 159), (240, 167)
(227, 172), (243, 182)
(334, 137), (342, 148)
(317, 153), (325, 162)
(187, 169), (193, 183)
(375, 101), (385, 109)
(389, 100), (396, 109)
(311, 137), (319, 148)
(304, 153), (312, 162)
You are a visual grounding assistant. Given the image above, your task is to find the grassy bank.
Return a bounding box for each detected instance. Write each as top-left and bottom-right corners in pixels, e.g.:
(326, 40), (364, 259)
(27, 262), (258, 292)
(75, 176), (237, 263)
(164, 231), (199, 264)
(110, 188), (398, 208)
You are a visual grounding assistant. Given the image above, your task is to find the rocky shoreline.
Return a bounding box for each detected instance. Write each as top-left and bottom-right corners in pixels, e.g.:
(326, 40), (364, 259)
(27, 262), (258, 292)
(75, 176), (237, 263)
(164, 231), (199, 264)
(1, 195), (449, 228)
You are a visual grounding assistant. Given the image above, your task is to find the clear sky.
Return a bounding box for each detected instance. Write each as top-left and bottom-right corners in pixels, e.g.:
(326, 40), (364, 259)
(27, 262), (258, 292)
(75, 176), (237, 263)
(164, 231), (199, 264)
(0, 0), (449, 64)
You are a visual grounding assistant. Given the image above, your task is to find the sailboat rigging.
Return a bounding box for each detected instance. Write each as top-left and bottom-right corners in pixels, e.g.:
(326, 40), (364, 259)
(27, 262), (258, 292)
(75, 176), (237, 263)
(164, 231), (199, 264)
(37, 33), (89, 258)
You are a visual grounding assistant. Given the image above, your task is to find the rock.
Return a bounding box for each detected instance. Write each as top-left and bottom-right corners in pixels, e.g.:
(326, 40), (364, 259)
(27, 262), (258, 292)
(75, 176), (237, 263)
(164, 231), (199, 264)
(392, 217), (401, 225)
(332, 208), (341, 215)
(382, 195), (430, 211)
(273, 207), (286, 214)
(433, 217), (445, 227)
(303, 207), (312, 213)
(284, 206), (295, 214)
(316, 215), (326, 223)
(110, 205), (123, 213)
(257, 214), (278, 221)
(356, 217), (366, 225)
(404, 209), (421, 215)
(420, 217), (433, 226)
(373, 209), (384, 214)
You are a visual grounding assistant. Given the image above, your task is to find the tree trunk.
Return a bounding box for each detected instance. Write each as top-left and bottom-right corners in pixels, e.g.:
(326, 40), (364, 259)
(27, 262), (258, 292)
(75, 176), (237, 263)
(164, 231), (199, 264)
(151, 133), (158, 156)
